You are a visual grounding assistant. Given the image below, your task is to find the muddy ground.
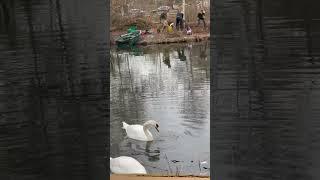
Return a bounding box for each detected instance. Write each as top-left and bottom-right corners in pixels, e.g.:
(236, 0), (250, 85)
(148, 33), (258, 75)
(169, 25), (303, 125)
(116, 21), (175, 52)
(110, 19), (210, 45)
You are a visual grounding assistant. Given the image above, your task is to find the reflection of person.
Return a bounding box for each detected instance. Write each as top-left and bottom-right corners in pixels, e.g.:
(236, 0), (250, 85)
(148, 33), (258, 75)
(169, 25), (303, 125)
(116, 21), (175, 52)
(177, 48), (186, 61)
(200, 49), (207, 60)
(163, 49), (171, 68)
(200, 43), (208, 60)
(197, 10), (206, 27)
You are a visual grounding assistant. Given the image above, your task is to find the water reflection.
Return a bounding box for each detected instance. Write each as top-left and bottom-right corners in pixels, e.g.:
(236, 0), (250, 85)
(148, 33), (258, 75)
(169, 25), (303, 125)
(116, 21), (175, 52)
(200, 42), (208, 60)
(0, 1), (108, 180)
(110, 42), (210, 176)
(116, 45), (144, 56)
(163, 48), (171, 68)
(177, 47), (187, 61)
(213, 0), (320, 179)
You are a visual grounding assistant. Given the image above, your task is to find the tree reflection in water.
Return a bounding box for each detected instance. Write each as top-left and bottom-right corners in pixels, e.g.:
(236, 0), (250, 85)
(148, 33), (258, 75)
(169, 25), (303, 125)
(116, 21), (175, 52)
(110, 42), (210, 176)
(0, 1), (108, 180)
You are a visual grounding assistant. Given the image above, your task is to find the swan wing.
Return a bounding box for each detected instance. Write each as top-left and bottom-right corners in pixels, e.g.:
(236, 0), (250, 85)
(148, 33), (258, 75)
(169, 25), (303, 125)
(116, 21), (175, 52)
(126, 125), (149, 141)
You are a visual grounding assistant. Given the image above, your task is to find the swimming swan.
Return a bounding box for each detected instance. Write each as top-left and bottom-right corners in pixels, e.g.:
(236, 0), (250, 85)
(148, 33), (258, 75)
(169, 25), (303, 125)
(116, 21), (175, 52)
(122, 120), (159, 141)
(110, 156), (147, 174)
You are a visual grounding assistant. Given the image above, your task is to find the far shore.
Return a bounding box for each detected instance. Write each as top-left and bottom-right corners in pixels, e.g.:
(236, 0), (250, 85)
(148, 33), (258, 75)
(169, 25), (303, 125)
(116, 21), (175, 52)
(111, 22), (210, 46)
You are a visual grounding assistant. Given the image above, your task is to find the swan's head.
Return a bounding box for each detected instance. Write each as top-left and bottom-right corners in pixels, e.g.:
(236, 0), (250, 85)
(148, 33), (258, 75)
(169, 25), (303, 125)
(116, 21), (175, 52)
(144, 120), (159, 132)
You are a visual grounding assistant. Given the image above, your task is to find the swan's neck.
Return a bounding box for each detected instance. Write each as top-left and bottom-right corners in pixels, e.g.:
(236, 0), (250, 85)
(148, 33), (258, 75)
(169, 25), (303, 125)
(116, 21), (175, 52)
(143, 125), (153, 140)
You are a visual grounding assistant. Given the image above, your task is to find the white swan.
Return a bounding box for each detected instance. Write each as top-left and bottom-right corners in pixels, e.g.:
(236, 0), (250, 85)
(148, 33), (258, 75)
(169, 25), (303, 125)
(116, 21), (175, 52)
(110, 156), (147, 174)
(122, 120), (159, 141)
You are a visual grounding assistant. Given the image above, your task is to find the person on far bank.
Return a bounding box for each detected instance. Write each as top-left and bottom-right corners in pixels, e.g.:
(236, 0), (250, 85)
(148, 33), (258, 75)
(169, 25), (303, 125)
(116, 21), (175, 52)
(197, 10), (206, 27)
(186, 25), (192, 35)
(176, 10), (184, 31)
(160, 12), (167, 23)
(161, 19), (169, 33)
(167, 23), (174, 33)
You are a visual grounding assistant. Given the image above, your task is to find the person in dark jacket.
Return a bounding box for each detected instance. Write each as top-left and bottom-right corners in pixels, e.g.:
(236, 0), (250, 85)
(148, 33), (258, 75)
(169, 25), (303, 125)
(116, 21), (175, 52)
(160, 12), (167, 23)
(176, 10), (184, 31)
(197, 10), (206, 27)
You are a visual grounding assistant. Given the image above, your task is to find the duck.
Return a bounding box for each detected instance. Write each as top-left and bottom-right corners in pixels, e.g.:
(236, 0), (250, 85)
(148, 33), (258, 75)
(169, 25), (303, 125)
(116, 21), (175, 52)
(122, 120), (159, 141)
(110, 156), (147, 174)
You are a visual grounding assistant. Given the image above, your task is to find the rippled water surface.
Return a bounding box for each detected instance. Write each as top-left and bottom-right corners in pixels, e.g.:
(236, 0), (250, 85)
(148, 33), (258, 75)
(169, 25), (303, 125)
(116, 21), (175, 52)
(0, 1), (108, 180)
(110, 42), (210, 176)
(3, 0), (320, 179)
(212, 0), (320, 179)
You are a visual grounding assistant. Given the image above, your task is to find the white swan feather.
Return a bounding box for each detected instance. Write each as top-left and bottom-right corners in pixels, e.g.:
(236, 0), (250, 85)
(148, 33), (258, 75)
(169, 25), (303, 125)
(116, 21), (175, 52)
(110, 156), (147, 174)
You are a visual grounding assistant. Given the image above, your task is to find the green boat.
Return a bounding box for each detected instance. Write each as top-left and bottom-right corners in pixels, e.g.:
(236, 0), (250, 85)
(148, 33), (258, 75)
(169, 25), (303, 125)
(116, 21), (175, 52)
(116, 31), (141, 47)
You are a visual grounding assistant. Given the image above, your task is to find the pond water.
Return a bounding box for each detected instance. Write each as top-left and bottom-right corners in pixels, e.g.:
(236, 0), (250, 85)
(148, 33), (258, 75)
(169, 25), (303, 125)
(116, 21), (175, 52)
(110, 42), (210, 176)
(0, 1), (108, 180)
(212, 1), (320, 179)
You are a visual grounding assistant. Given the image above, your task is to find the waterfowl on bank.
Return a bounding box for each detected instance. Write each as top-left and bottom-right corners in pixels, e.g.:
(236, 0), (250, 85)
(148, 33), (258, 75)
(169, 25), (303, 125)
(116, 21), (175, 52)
(122, 120), (159, 141)
(110, 156), (147, 174)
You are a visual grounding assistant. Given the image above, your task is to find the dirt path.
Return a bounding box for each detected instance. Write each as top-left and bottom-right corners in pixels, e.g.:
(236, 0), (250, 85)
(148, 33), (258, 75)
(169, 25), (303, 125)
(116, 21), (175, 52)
(111, 31), (209, 46)
(110, 175), (210, 180)
(137, 33), (209, 45)
(110, 21), (209, 46)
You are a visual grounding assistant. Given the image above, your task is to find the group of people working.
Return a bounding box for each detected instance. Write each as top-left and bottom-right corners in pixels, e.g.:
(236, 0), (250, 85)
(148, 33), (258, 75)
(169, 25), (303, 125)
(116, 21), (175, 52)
(159, 9), (206, 34)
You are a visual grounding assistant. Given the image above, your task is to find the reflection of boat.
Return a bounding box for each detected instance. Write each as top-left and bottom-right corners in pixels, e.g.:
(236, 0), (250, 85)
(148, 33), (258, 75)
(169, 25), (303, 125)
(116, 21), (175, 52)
(116, 45), (144, 56)
(116, 31), (141, 47)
